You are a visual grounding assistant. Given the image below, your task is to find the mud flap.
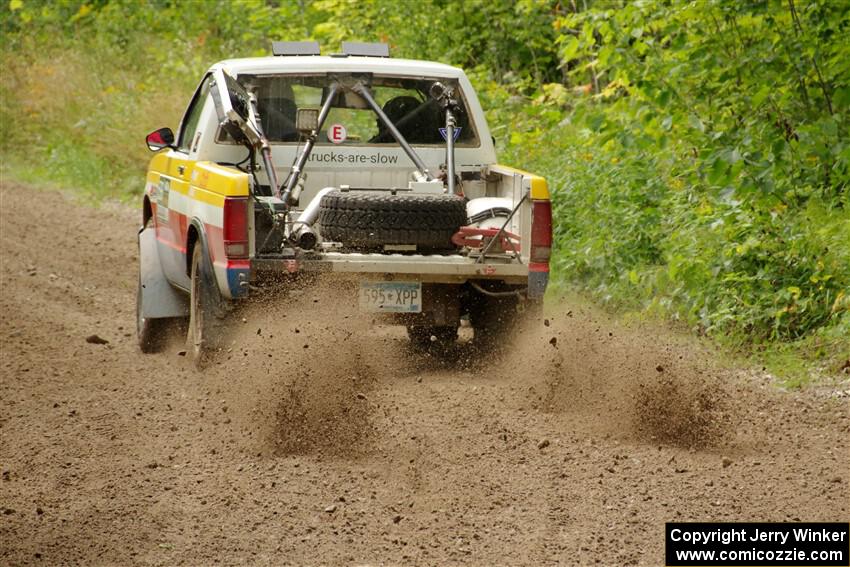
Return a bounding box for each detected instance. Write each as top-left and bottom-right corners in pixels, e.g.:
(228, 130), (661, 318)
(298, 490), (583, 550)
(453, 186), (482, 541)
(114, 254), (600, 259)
(139, 226), (189, 319)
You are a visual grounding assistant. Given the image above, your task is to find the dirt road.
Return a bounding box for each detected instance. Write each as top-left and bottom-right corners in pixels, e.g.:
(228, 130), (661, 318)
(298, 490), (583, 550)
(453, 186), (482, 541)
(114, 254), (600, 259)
(1, 182), (847, 566)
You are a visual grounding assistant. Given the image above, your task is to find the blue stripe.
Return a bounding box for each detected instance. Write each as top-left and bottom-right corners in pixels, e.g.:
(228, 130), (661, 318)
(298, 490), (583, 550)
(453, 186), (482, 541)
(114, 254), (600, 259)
(226, 267), (250, 298)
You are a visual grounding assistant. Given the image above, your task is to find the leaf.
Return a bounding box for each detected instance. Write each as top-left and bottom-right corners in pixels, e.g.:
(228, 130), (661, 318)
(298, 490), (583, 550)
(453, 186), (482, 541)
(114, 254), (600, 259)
(9, 0), (22, 10)
(821, 118), (838, 137)
(708, 157), (729, 185)
(834, 87), (850, 109)
(581, 22), (595, 46)
(751, 86), (771, 107)
(598, 45), (614, 68)
(70, 4), (92, 23)
(688, 114), (704, 133)
(561, 36), (579, 61)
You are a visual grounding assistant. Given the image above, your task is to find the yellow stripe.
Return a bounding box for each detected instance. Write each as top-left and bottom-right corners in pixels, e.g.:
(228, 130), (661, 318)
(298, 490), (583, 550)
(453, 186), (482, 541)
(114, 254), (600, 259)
(192, 162), (250, 197)
(172, 162), (251, 207)
(529, 177), (549, 200)
(147, 153), (169, 175)
(147, 155), (247, 207)
(165, 160), (193, 180)
(188, 185), (226, 207)
(490, 164), (550, 200)
(161, 182), (225, 207)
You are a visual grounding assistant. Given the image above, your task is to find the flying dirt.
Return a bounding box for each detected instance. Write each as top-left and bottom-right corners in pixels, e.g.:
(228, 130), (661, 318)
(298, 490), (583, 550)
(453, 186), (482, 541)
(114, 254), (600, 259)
(1, 182), (847, 565)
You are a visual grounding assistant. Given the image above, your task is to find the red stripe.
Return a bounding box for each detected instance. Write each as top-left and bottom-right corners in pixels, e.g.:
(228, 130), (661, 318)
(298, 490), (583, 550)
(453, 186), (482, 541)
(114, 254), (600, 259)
(156, 236), (186, 253)
(151, 204), (250, 271)
(529, 262), (549, 273)
(226, 259), (251, 270)
(202, 224), (249, 270)
(153, 204), (188, 252)
(206, 225), (224, 263)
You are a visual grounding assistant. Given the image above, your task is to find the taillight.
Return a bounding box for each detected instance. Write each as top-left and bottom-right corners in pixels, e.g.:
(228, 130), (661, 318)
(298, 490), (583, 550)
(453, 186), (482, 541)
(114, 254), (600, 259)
(530, 199), (552, 264)
(223, 197), (249, 258)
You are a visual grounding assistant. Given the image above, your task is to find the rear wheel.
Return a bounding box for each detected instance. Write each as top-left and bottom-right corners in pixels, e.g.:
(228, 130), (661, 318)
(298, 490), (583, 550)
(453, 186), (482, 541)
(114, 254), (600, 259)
(467, 292), (519, 353)
(188, 244), (227, 368)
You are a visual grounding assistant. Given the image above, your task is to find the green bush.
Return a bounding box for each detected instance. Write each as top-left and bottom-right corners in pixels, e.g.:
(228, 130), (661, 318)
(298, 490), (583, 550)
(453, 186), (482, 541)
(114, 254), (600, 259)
(491, 1), (849, 361)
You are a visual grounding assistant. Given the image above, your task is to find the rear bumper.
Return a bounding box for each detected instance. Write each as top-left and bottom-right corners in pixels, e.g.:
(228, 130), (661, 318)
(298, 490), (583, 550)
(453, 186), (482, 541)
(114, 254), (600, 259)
(252, 252), (531, 284)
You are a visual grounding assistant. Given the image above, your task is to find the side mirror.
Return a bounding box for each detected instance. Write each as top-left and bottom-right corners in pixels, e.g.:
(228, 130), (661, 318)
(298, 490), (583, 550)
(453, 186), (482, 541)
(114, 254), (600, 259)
(146, 127), (175, 151)
(295, 108), (319, 135)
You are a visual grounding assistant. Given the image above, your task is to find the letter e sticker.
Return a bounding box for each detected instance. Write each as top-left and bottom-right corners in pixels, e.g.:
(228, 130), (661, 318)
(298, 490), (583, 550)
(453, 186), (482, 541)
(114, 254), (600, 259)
(329, 124), (347, 144)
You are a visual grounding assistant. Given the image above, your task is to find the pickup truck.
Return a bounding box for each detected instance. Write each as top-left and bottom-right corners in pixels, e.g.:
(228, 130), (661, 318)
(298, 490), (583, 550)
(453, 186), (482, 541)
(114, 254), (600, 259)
(137, 41), (552, 366)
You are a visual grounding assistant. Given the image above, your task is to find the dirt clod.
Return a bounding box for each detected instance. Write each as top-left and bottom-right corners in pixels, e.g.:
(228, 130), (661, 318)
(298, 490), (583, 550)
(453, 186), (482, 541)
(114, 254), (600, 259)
(85, 334), (108, 344)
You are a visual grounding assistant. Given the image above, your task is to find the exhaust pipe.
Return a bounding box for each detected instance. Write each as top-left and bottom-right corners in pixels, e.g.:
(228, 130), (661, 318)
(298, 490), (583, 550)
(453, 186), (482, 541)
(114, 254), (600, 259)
(290, 186), (337, 250)
(291, 224), (317, 250)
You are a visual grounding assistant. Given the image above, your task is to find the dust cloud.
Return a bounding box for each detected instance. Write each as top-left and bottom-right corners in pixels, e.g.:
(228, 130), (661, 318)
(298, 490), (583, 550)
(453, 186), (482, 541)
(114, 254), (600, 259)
(494, 303), (740, 449)
(202, 285), (744, 454)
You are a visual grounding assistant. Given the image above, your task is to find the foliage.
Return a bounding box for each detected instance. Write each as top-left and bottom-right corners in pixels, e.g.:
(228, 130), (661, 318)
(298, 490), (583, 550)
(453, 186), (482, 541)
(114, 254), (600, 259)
(1, 0), (847, 372)
(491, 0), (850, 364)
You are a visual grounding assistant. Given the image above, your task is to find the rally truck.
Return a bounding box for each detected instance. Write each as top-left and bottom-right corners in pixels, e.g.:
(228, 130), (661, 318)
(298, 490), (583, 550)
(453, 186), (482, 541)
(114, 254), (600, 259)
(137, 41), (552, 365)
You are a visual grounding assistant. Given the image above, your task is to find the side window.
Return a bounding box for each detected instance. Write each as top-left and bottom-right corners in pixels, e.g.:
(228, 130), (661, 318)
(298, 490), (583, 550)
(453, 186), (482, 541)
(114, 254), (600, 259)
(177, 74), (212, 152)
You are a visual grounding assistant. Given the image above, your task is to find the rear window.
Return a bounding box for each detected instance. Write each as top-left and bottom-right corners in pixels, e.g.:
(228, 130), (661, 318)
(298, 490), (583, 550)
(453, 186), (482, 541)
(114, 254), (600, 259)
(219, 74), (479, 147)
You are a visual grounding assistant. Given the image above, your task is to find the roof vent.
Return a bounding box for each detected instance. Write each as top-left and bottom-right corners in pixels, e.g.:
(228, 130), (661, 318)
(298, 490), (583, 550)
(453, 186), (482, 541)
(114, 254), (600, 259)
(272, 41), (321, 56)
(341, 41), (390, 58)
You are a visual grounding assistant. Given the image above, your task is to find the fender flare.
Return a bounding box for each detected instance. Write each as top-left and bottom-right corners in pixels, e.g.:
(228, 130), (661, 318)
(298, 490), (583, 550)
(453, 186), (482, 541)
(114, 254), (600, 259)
(187, 218), (230, 301)
(185, 218), (207, 278)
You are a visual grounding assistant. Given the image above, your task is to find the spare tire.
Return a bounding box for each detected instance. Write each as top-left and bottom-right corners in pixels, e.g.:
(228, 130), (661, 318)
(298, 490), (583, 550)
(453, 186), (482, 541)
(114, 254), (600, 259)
(318, 191), (467, 251)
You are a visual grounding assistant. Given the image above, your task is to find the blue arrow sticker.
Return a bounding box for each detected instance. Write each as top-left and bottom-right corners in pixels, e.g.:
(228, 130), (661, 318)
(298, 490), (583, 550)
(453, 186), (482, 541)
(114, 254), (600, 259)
(439, 127), (462, 141)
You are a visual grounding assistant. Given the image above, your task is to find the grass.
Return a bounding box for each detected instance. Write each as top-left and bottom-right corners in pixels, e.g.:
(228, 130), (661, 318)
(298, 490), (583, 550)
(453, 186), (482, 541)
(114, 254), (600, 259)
(0, 38), (189, 202)
(548, 285), (849, 388)
(3, 142), (142, 202)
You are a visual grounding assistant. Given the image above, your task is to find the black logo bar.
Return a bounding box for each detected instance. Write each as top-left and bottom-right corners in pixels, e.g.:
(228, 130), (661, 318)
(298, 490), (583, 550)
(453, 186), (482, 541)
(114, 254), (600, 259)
(666, 522), (849, 566)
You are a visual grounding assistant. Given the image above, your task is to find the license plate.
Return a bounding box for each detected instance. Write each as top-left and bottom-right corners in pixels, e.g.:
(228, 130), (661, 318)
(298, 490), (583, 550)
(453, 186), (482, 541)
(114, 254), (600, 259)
(359, 281), (422, 313)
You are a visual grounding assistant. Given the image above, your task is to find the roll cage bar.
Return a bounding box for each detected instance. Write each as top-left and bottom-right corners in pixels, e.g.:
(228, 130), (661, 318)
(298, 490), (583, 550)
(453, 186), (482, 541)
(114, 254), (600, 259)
(210, 68), (462, 205)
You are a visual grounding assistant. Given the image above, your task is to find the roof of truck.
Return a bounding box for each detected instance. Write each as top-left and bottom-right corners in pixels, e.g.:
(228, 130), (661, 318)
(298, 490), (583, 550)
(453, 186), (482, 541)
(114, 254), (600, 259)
(215, 56), (467, 78)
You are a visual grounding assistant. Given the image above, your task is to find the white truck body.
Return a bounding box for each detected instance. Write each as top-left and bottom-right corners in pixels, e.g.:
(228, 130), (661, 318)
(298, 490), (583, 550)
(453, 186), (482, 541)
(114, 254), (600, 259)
(137, 46), (551, 361)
